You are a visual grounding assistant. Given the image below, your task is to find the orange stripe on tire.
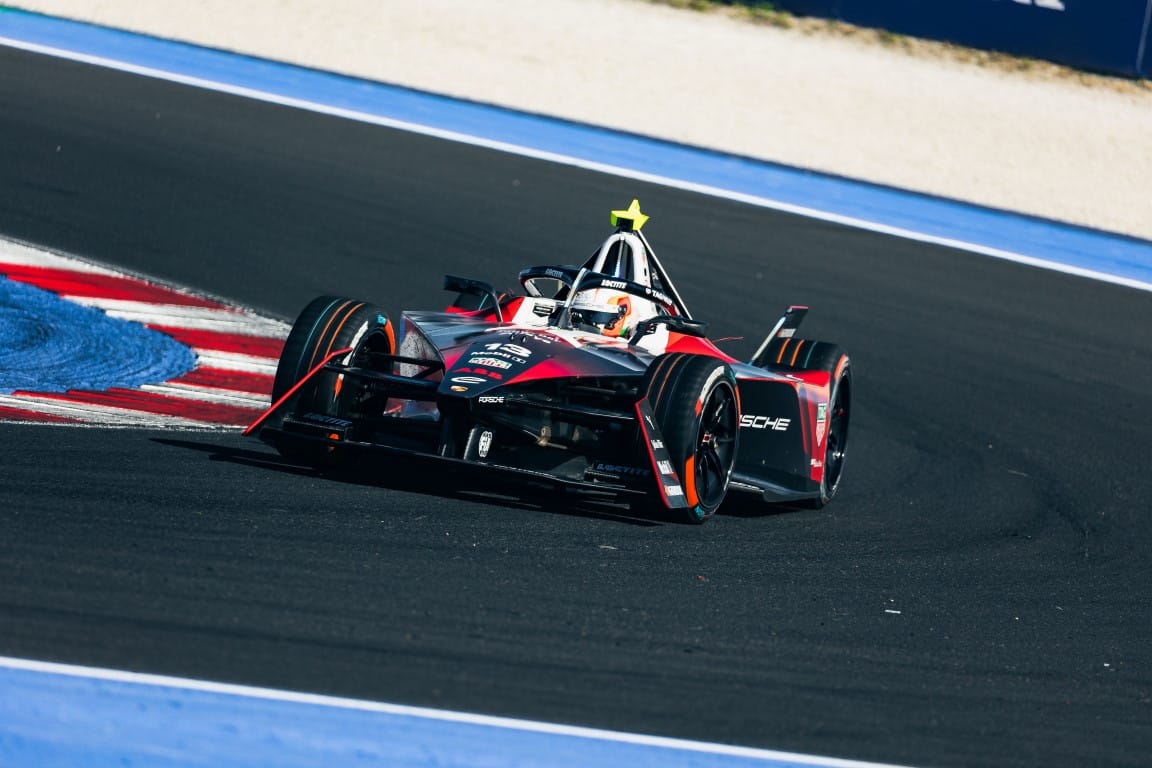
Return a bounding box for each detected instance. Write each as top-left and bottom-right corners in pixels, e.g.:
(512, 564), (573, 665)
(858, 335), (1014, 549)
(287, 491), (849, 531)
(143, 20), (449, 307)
(834, 354), (849, 381)
(384, 318), (396, 353)
(775, 338), (791, 365)
(790, 340), (806, 366)
(683, 454), (698, 508)
(645, 354), (675, 399)
(306, 300), (353, 370)
(651, 355), (686, 420)
(321, 302), (366, 361)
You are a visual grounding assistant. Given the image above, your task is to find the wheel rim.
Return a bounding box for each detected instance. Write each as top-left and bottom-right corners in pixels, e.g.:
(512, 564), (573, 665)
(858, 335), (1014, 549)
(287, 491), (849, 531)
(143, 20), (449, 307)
(823, 377), (850, 492)
(693, 381), (738, 510)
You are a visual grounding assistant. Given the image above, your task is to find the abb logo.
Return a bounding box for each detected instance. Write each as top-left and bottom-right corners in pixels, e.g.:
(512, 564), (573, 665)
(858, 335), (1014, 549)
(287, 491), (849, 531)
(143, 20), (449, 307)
(740, 415), (791, 432)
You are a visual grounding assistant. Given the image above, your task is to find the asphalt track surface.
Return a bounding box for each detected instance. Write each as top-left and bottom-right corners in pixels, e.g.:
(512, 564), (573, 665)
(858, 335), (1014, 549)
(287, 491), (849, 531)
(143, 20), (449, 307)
(2, 47), (1151, 768)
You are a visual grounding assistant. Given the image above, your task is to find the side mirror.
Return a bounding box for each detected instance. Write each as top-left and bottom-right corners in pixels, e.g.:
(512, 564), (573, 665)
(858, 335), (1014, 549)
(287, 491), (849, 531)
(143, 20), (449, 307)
(630, 315), (708, 345)
(443, 275), (504, 321)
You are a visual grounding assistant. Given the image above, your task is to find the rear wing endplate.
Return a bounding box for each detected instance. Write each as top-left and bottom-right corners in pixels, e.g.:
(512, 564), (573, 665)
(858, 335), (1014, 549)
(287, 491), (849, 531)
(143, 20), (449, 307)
(749, 305), (808, 368)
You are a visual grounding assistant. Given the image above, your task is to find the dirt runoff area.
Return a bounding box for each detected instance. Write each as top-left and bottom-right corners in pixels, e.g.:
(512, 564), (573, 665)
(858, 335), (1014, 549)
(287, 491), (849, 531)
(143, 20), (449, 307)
(7, 0), (1152, 240)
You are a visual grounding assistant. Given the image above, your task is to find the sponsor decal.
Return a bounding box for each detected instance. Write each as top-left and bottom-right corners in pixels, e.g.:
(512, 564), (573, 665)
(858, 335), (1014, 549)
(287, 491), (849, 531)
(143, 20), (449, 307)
(816, 403), (828, 444)
(454, 367), (504, 380)
(592, 462), (650, 478)
(664, 485), (684, 497)
(532, 303), (553, 317)
(478, 430), (493, 458)
(478, 395), (505, 404)
(650, 439), (664, 450)
(811, 458), (824, 469)
(602, 279), (628, 290)
(302, 413), (352, 428)
(467, 356), (513, 370)
(544, 268), (567, 280)
(483, 342), (532, 361)
(451, 375), (488, 385)
(656, 460), (673, 474)
(450, 385), (468, 393)
(1012, 0), (1064, 9)
(740, 414), (791, 431)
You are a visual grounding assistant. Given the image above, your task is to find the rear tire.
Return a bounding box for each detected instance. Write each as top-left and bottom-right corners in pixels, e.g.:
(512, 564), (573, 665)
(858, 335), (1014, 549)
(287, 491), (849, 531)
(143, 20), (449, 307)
(640, 353), (740, 524)
(272, 296), (393, 463)
(805, 351), (850, 508)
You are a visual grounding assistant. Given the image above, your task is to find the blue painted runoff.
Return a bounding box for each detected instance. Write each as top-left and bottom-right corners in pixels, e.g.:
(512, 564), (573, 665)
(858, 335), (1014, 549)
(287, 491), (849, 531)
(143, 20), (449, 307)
(1, 8), (1150, 288)
(0, 664), (869, 768)
(0, 277), (194, 393)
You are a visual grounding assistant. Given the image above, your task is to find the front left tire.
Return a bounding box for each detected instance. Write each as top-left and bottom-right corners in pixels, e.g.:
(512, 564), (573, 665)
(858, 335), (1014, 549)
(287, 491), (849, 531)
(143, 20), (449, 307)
(640, 353), (740, 523)
(271, 296), (393, 463)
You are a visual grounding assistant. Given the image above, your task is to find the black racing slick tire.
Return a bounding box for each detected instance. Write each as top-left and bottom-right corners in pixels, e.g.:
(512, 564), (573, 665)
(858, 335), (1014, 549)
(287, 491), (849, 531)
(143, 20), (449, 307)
(641, 353), (740, 524)
(807, 349), (851, 508)
(762, 340), (852, 508)
(271, 296), (393, 463)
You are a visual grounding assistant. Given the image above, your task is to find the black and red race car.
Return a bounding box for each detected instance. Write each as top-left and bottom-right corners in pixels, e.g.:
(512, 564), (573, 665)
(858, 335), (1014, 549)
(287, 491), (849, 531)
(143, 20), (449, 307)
(246, 201), (850, 523)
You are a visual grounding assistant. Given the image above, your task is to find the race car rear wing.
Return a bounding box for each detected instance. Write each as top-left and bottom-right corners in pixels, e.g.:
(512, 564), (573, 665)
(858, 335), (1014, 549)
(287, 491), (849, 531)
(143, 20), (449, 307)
(749, 305), (808, 367)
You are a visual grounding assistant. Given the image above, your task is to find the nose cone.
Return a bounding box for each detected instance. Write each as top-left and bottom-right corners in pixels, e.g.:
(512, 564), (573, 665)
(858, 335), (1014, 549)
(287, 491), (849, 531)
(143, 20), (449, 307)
(438, 335), (544, 397)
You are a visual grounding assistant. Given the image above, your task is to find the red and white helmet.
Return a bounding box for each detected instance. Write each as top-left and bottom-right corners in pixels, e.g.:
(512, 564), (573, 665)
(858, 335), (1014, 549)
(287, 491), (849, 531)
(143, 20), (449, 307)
(571, 231), (661, 338)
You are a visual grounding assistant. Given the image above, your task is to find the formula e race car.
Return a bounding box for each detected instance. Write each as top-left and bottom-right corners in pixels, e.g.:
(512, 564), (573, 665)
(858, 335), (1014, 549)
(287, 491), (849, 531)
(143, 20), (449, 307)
(246, 200), (851, 523)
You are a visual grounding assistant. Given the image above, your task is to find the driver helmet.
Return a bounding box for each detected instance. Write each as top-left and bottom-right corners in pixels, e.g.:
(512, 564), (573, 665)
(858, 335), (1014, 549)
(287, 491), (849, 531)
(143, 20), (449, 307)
(571, 231), (660, 338)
